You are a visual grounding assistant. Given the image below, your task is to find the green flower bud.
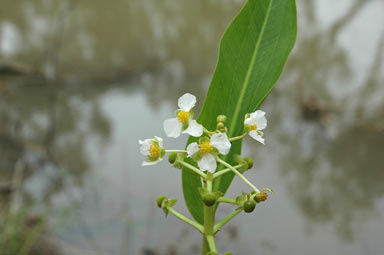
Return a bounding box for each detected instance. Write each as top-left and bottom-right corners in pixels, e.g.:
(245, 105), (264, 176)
(207, 252), (218, 255)
(216, 122), (225, 130)
(243, 200), (256, 213)
(217, 115), (227, 123)
(244, 157), (253, 169)
(223, 253), (233, 255)
(157, 196), (167, 208)
(168, 152), (177, 164)
(202, 193), (216, 207)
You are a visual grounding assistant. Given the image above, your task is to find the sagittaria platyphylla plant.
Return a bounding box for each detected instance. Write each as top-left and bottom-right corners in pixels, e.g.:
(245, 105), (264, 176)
(139, 93), (272, 255)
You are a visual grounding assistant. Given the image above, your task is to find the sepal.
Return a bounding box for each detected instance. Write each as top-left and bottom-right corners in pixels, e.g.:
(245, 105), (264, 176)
(168, 152), (177, 164)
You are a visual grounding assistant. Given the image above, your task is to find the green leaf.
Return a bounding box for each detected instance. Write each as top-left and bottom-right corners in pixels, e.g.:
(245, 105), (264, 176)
(182, 0), (297, 224)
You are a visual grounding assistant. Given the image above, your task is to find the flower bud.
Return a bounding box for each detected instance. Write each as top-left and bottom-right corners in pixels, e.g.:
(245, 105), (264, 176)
(168, 152), (177, 164)
(207, 252), (218, 255)
(202, 193), (216, 207)
(254, 192), (268, 203)
(157, 196), (167, 208)
(244, 157), (253, 169)
(216, 122), (225, 130)
(217, 115), (227, 123)
(243, 200), (256, 213)
(224, 253), (233, 255)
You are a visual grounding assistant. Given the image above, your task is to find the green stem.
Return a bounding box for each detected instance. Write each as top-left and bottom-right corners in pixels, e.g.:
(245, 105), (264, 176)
(217, 197), (237, 205)
(165, 150), (187, 153)
(201, 237), (209, 255)
(178, 160), (207, 179)
(229, 133), (247, 142)
(214, 207), (243, 233)
(206, 235), (217, 253)
(166, 206), (204, 233)
(203, 128), (215, 135)
(212, 163), (246, 179)
(206, 179), (212, 192)
(202, 178), (216, 254)
(216, 157), (260, 193)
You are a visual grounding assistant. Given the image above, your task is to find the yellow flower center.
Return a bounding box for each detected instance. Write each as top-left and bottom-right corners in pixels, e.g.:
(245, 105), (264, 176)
(177, 111), (189, 123)
(250, 124), (258, 130)
(200, 142), (213, 154)
(149, 144), (160, 158)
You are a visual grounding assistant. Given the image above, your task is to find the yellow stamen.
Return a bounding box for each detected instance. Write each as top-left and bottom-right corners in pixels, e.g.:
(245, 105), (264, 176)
(200, 142), (213, 154)
(149, 144), (160, 158)
(177, 111), (189, 123)
(250, 124), (258, 130)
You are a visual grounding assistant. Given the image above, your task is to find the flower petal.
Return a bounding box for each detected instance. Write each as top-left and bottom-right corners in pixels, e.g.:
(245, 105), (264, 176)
(183, 120), (203, 137)
(163, 118), (182, 138)
(154, 136), (164, 148)
(253, 110), (267, 130)
(178, 93), (196, 111)
(139, 139), (152, 156)
(210, 133), (231, 155)
(198, 154), (217, 173)
(244, 116), (256, 126)
(187, 142), (200, 157)
(249, 130), (265, 144)
(142, 158), (162, 166)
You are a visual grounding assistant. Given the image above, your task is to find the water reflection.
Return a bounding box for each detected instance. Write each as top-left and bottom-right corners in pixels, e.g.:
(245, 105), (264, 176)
(262, 0), (384, 240)
(0, 0), (384, 254)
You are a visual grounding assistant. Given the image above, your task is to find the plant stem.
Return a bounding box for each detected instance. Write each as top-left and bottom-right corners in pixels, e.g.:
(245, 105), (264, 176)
(212, 163), (246, 179)
(214, 207), (243, 233)
(201, 237), (209, 255)
(206, 179), (212, 192)
(206, 235), (217, 253)
(229, 133), (247, 142)
(216, 157), (260, 193)
(217, 197), (238, 205)
(178, 160), (207, 178)
(165, 150), (187, 153)
(203, 128), (215, 135)
(201, 179), (216, 254)
(203, 204), (215, 252)
(166, 206), (204, 233)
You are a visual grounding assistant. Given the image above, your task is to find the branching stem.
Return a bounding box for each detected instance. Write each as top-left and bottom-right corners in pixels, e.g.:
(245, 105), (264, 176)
(214, 207), (243, 233)
(166, 206), (204, 233)
(177, 160), (207, 179)
(229, 132), (247, 142)
(216, 157), (260, 193)
(212, 163), (246, 179)
(165, 150), (187, 153)
(217, 197), (237, 205)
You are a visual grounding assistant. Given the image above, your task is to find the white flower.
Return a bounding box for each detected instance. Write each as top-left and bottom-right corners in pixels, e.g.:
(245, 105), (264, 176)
(244, 110), (267, 144)
(163, 93), (203, 138)
(139, 136), (165, 166)
(186, 133), (231, 173)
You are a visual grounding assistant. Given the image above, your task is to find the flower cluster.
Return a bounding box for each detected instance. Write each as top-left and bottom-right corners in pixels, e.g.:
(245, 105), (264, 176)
(139, 93), (267, 172)
(139, 93), (272, 255)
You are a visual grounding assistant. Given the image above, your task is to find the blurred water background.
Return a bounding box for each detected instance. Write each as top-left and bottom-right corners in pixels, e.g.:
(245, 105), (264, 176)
(0, 0), (384, 254)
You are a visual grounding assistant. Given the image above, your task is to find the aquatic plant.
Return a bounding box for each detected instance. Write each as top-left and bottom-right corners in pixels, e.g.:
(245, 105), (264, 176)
(139, 0), (297, 253)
